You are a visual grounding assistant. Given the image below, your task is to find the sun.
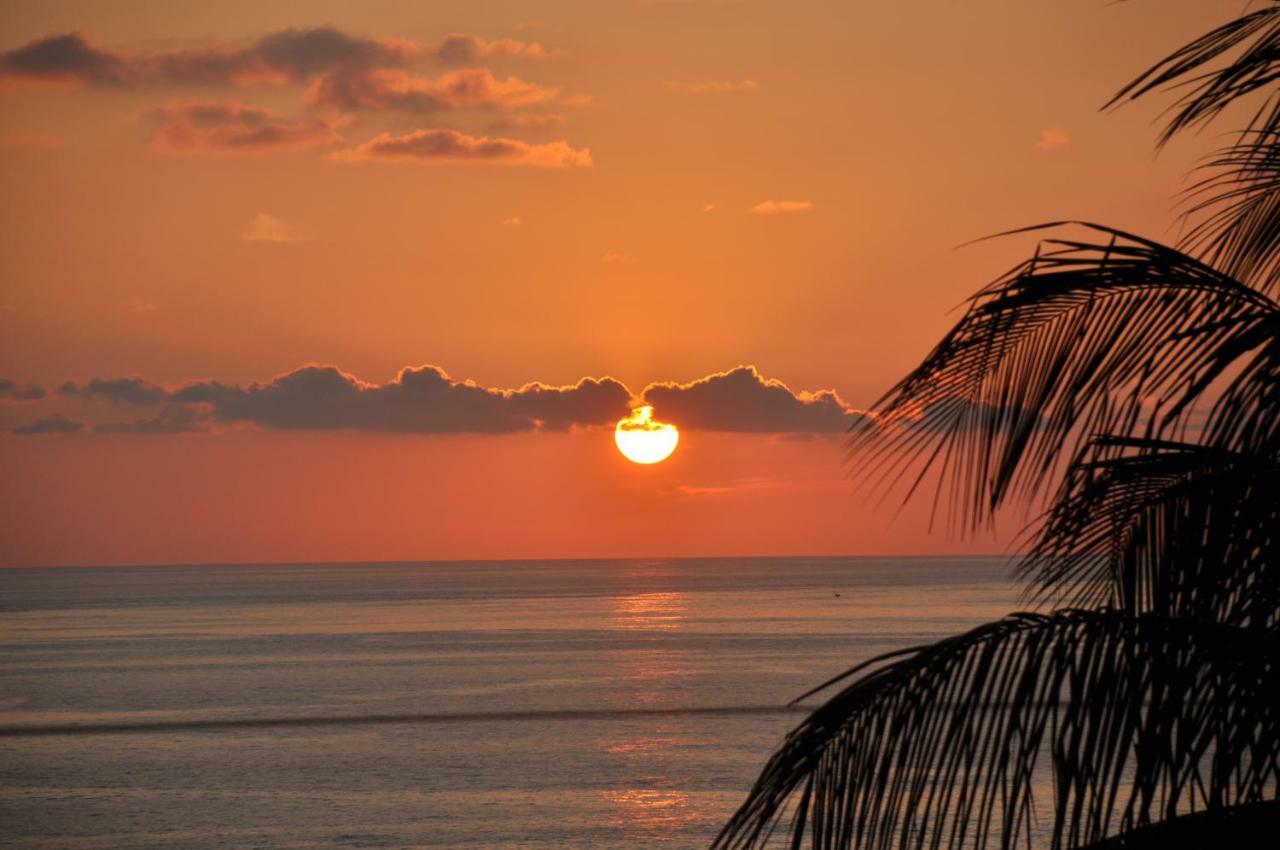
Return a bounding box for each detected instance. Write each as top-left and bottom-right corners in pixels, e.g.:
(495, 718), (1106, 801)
(615, 406), (679, 465)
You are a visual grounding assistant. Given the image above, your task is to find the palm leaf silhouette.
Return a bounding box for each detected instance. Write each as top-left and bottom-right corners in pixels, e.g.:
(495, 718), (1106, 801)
(1019, 438), (1279, 629)
(714, 612), (1280, 850)
(718, 5), (1280, 847)
(1106, 2), (1280, 293)
(847, 225), (1275, 531)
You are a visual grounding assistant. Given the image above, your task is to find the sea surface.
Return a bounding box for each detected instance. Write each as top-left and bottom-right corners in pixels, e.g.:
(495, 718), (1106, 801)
(0, 557), (1017, 849)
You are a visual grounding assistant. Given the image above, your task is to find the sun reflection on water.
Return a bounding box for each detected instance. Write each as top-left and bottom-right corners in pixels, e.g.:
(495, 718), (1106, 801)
(601, 589), (708, 835)
(605, 788), (702, 833)
(609, 591), (689, 631)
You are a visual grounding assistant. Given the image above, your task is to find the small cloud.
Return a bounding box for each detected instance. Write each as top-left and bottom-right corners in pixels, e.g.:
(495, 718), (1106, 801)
(674, 477), (774, 497)
(306, 67), (559, 114)
(502, 216), (522, 226)
(561, 93), (595, 109)
(0, 379), (45, 401)
(749, 199), (814, 215)
(1034, 127), (1070, 151)
(60, 377), (168, 405)
(601, 252), (637, 265)
(334, 128), (592, 169)
(0, 28), (414, 90)
(432, 34), (550, 64)
(0, 32), (132, 88)
(702, 203), (717, 213)
(242, 212), (310, 244)
(13, 414), (82, 435)
(123, 299), (156, 313)
(664, 79), (757, 95)
(145, 100), (341, 156)
(0, 131), (62, 149)
(641, 365), (869, 433)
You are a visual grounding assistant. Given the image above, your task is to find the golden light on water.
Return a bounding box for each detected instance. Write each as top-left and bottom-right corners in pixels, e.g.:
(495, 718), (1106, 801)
(615, 406), (679, 465)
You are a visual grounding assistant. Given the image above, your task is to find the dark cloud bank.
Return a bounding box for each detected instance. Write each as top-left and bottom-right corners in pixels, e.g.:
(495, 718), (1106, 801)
(17, 364), (870, 436)
(0, 379), (46, 401)
(0, 29), (549, 90)
(1, 28), (579, 161)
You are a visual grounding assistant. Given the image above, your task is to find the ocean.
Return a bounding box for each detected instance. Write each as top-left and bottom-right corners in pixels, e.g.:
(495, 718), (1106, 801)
(0, 557), (1017, 849)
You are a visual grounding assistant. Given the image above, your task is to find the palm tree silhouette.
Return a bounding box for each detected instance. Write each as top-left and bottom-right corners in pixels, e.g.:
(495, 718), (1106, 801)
(715, 6), (1280, 848)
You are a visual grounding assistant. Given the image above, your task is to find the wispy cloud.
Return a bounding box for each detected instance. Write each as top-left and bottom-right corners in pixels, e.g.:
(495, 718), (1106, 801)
(242, 213), (310, 244)
(13, 414), (82, 435)
(0, 379), (45, 401)
(1034, 127), (1071, 151)
(674, 477), (775, 497)
(749, 199), (814, 215)
(145, 100), (341, 155)
(601, 252), (638, 265)
(433, 34), (550, 64)
(306, 67), (559, 114)
(334, 128), (591, 168)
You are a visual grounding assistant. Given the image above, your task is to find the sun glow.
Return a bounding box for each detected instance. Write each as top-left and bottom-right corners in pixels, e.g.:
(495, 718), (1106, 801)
(615, 406), (679, 465)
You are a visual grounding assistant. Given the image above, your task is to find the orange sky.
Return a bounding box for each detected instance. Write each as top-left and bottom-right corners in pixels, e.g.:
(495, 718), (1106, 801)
(0, 0), (1246, 566)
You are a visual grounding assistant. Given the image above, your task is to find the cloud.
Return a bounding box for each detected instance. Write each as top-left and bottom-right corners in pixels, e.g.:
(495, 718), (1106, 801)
(1, 28), (562, 97)
(641, 366), (869, 433)
(306, 67), (558, 113)
(146, 100), (341, 155)
(93, 404), (211, 435)
(334, 128), (591, 168)
(40, 364), (872, 436)
(664, 79), (757, 95)
(749, 200), (814, 215)
(601, 252), (637, 265)
(433, 34), (549, 64)
(0, 28), (413, 90)
(60, 377), (168, 405)
(60, 364), (631, 434)
(13, 414), (82, 435)
(502, 216), (522, 226)
(0, 32), (132, 87)
(0, 379), (45, 401)
(1034, 127), (1070, 150)
(198, 365), (631, 433)
(242, 213), (309, 243)
(674, 477), (775, 497)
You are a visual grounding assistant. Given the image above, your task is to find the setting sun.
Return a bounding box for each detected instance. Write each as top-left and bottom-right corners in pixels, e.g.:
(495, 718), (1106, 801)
(614, 406), (679, 465)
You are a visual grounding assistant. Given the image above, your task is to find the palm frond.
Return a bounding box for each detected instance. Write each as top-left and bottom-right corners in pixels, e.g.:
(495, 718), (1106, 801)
(847, 223), (1277, 531)
(713, 611), (1280, 850)
(1106, 4), (1280, 145)
(1075, 800), (1280, 849)
(1200, 313), (1280, 456)
(1181, 131), (1280, 295)
(1018, 438), (1280, 628)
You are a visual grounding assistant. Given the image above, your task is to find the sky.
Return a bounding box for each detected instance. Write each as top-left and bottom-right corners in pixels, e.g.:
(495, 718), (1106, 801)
(0, 0), (1248, 566)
